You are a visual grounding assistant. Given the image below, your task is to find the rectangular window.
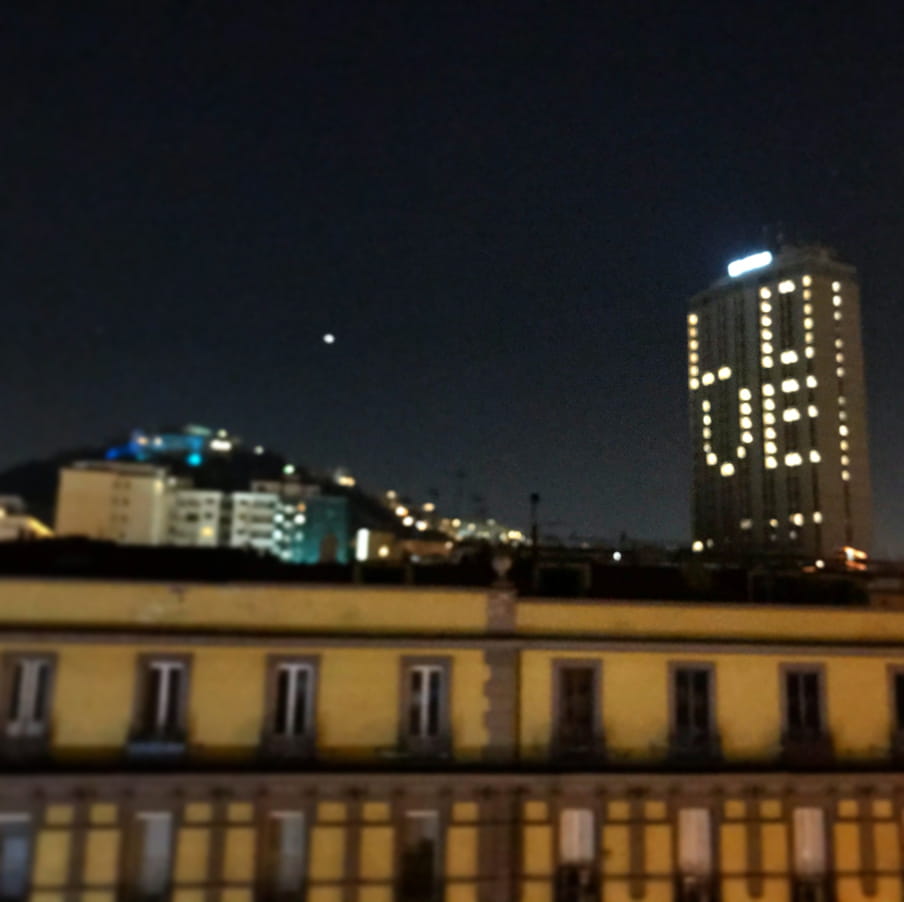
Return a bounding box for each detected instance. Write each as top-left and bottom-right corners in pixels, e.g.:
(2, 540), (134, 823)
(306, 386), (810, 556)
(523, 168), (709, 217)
(792, 807), (828, 902)
(673, 666), (713, 742)
(5, 658), (52, 738)
(0, 816), (30, 902)
(555, 664), (598, 753)
(785, 670), (823, 736)
(401, 658), (451, 754)
(408, 666), (443, 738)
(893, 671), (904, 732)
(265, 812), (305, 897)
(677, 808), (713, 902)
(556, 809), (596, 902)
(274, 664), (314, 737)
(135, 812), (173, 900)
(142, 661), (185, 735)
(399, 811), (440, 902)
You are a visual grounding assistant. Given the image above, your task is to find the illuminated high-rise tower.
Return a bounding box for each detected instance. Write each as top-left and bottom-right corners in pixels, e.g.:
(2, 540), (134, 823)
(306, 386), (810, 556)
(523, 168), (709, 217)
(688, 246), (871, 559)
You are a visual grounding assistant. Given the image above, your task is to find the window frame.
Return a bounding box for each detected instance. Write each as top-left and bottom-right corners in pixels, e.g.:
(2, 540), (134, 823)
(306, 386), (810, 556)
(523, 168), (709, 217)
(550, 659), (603, 759)
(262, 810), (308, 899)
(1, 654), (56, 746)
(128, 810), (176, 902)
(261, 655), (319, 757)
(0, 813), (33, 902)
(888, 665), (904, 755)
(397, 808), (443, 902)
(129, 654), (192, 748)
(668, 661), (719, 758)
(780, 663), (832, 763)
(399, 656), (452, 756)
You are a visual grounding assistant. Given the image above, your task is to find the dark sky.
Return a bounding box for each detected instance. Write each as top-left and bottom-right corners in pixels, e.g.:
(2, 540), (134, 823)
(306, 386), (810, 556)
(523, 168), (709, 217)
(2, 3), (903, 553)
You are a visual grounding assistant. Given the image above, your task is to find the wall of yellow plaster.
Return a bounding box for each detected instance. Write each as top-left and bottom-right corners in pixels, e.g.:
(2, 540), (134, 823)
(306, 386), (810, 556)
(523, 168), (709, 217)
(31, 831), (70, 888)
(0, 580), (487, 634)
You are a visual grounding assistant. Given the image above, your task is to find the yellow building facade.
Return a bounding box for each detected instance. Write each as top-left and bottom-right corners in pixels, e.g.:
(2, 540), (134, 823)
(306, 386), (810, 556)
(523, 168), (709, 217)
(2, 574), (904, 901)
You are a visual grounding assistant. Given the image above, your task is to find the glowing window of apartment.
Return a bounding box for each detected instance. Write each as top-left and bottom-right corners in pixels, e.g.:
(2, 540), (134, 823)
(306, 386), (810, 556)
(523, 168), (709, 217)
(0, 815), (31, 902)
(832, 281), (841, 291)
(134, 812), (174, 901)
(792, 807), (827, 883)
(135, 658), (190, 739)
(399, 812), (441, 902)
(762, 384), (775, 396)
(678, 808), (713, 895)
(3, 656), (54, 739)
(265, 812), (306, 897)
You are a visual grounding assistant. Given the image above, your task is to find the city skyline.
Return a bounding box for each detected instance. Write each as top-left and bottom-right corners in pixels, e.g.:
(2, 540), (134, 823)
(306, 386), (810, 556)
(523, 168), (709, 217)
(2, 5), (903, 554)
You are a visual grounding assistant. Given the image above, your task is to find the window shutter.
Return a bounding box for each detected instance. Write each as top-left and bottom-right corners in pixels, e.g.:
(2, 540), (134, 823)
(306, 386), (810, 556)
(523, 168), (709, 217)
(678, 808), (712, 875)
(560, 809), (594, 863)
(793, 807), (826, 876)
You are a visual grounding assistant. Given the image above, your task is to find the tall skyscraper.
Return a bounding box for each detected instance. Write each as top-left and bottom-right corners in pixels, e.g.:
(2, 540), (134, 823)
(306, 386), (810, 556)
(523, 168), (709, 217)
(688, 245), (871, 559)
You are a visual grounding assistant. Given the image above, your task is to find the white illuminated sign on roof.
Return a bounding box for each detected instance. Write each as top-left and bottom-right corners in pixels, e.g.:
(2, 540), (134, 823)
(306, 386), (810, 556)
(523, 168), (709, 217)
(727, 251), (773, 278)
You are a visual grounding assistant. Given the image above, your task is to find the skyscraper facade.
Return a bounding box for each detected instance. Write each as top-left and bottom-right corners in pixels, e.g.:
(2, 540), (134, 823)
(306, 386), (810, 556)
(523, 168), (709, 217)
(688, 245), (871, 559)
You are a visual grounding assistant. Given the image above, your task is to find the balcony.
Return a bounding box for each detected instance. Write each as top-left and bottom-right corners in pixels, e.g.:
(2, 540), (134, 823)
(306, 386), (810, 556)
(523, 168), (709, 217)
(668, 730), (722, 765)
(781, 728), (834, 766)
(126, 728), (187, 760)
(1, 720), (50, 761)
(551, 729), (606, 765)
(258, 732), (316, 762)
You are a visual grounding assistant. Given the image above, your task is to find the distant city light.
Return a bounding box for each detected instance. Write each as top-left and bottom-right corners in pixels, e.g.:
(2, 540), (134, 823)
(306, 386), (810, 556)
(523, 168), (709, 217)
(727, 251), (773, 278)
(186, 452), (203, 467)
(403, 516), (415, 527)
(283, 464), (295, 475)
(612, 551), (622, 562)
(323, 333), (335, 344)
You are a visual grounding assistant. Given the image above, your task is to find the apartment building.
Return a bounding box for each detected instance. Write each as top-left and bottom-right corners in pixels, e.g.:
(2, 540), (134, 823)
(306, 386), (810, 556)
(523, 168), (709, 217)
(2, 571), (904, 901)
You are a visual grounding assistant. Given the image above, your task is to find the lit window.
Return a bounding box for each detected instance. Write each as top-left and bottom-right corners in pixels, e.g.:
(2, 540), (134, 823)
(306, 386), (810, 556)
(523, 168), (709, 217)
(769, 518), (779, 528)
(702, 399), (711, 411)
(785, 452), (803, 467)
(813, 512), (823, 524)
(835, 337), (844, 349)
(762, 356), (773, 368)
(763, 398), (776, 411)
(836, 353), (844, 364)
(692, 540), (704, 552)
(689, 379), (699, 390)
(765, 457), (777, 469)
(803, 303), (813, 315)
(763, 412), (776, 425)
(703, 443), (712, 453)
(778, 280), (795, 293)
(759, 287), (772, 299)
(737, 446), (747, 458)
(838, 396), (846, 406)
(688, 313), (698, 326)
(783, 408), (800, 422)
(741, 431), (753, 443)
(702, 428), (711, 439)
(781, 378), (800, 393)
(807, 405), (818, 417)
(762, 342), (773, 354)
(781, 350), (799, 365)
(803, 317), (814, 330)
(689, 353), (698, 363)
(702, 372), (715, 386)
(842, 470), (850, 481)
(702, 414), (711, 426)
(689, 366), (699, 377)
(720, 462), (735, 477)
(838, 410), (847, 421)
(791, 513), (805, 527)
(832, 281), (841, 291)
(836, 367), (845, 378)
(809, 450), (821, 463)
(803, 289), (812, 300)
(805, 332), (814, 343)
(762, 384), (775, 396)
(740, 518), (752, 530)
(738, 388), (752, 401)
(740, 402), (752, 415)
(765, 442), (778, 455)
(762, 329), (773, 341)
(740, 417), (752, 430)
(689, 339), (698, 350)
(805, 347), (815, 358)
(840, 440), (849, 451)
(832, 295), (842, 307)
(841, 455), (850, 466)
(839, 424), (849, 436)
(806, 375), (817, 389)
(706, 453), (717, 466)
(717, 366), (731, 380)
(834, 310), (842, 321)
(760, 315), (772, 327)
(764, 427), (776, 440)
(802, 275), (812, 287)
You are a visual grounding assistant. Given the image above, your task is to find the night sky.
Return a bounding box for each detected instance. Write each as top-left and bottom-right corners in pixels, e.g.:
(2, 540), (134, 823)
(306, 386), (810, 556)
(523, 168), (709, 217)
(3, 4), (903, 553)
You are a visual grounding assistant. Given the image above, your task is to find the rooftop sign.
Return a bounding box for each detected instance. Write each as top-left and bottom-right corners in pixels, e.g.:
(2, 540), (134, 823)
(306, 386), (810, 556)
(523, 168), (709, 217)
(727, 251), (773, 278)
